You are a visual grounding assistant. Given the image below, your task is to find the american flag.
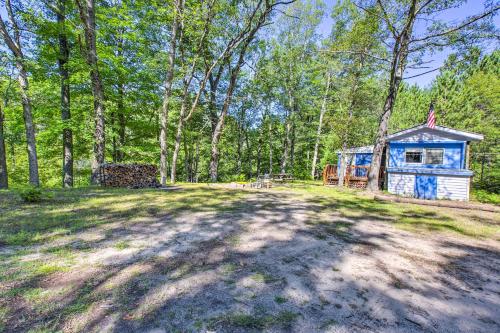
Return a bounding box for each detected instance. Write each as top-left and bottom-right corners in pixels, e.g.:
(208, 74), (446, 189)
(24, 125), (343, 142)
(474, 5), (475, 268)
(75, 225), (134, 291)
(427, 103), (436, 128)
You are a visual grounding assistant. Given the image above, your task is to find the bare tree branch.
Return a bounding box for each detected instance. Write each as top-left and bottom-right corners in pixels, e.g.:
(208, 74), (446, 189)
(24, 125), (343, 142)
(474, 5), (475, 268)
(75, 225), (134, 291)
(376, 0), (398, 39)
(410, 5), (500, 43)
(322, 49), (390, 63)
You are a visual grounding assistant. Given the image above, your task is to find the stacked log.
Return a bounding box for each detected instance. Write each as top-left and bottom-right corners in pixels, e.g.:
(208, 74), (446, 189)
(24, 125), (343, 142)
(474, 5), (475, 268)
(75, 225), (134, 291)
(98, 163), (160, 188)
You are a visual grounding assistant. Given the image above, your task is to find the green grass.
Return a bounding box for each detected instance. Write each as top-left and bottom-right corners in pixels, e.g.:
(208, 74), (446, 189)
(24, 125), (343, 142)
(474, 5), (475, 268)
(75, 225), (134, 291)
(0, 185), (248, 331)
(0, 185), (246, 246)
(250, 271), (281, 284)
(275, 183), (499, 239)
(472, 189), (500, 205)
(0, 184), (497, 332)
(274, 295), (288, 304)
(114, 240), (130, 250)
(210, 310), (299, 330)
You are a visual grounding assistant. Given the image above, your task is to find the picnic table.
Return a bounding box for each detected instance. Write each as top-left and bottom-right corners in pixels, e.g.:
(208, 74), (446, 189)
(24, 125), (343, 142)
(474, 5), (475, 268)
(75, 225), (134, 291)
(250, 174), (272, 189)
(250, 173), (294, 189)
(271, 173), (294, 182)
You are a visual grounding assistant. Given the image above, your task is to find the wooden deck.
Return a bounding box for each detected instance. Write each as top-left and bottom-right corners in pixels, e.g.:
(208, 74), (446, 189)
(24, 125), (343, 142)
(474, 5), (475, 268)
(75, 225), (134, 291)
(322, 164), (339, 185)
(323, 164), (384, 189)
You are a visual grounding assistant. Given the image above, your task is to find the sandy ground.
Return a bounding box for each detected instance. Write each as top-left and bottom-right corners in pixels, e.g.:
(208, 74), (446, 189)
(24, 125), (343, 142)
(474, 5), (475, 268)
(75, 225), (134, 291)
(2, 188), (500, 333)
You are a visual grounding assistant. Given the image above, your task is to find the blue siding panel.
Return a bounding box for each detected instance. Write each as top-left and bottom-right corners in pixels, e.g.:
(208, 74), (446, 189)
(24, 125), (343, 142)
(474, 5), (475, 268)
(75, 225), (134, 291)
(415, 175), (437, 200)
(388, 142), (465, 169)
(355, 153), (372, 166)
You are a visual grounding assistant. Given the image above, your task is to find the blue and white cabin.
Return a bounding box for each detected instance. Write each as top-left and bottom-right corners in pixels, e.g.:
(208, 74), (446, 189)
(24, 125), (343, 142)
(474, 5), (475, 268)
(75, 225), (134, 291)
(328, 124), (484, 200)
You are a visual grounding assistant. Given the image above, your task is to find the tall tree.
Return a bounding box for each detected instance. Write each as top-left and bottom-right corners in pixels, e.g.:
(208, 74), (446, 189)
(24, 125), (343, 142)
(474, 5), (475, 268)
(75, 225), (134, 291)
(366, 0), (499, 190)
(311, 71), (331, 179)
(171, 0), (294, 183)
(209, 2), (273, 182)
(56, 0), (73, 187)
(0, 102), (7, 188)
(159, 0), (183, 186)
(75, 0), (106, 184)
(0, 0), (40, 186)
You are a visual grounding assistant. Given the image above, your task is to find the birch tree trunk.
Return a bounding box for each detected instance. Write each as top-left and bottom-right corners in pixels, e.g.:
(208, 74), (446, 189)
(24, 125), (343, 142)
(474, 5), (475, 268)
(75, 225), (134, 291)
(58, 0), (73, 188)
(311, 72), (331, 179)
(160, 0), (182, 185)
(0, 0), (39, 186)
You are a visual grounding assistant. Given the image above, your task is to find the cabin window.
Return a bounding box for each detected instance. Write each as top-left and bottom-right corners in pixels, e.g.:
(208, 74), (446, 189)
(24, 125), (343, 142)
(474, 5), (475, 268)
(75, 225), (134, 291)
(425, 148), (444, 164)
(405, 149), (423, 163)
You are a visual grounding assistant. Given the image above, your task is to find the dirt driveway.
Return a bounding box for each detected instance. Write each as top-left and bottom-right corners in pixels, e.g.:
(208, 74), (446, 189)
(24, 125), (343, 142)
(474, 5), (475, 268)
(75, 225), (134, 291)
(1, 186), (499, 332)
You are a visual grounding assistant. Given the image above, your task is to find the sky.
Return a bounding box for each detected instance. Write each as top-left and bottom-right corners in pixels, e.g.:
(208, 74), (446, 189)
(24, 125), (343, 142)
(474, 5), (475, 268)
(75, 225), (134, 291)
(1, 1), (498, 88)
(317, 0), (500, 87)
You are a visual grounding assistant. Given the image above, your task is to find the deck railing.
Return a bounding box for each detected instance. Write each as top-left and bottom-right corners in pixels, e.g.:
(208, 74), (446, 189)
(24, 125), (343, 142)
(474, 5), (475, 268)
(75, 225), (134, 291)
(322, 164), (339, 185)
(346, 165), (369, 180)
(323, 164), (385, 189)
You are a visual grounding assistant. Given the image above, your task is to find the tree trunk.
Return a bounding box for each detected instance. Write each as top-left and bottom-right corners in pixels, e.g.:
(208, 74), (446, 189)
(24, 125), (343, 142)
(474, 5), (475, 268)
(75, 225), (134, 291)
(115, 31), (126, 163)
(76, 0), (106, 184)
(0, 1), (40, 186)
(58, 0), (73, 188)
(89, 63), (106, 184)
(366, 0), (418, 191)
(311, 72), (331, 179)
(117, 82), (125, 162)
(170, 102), (186, 184)
(268, 117), (273, 174)
(194, 139), (200, 182)
(0, 104), (8, 188)
(236, 121), (242, 175)
(160, 0), (182, 186)
(111, 110), (117, 162)
(171, 0), (275, 184)
(290, 122), (296, 173)
(256, 133), (262, 176)
(281, 87), (294, 174)
(245, 128), (252, 179)
(183, 130), (189, 182)
(280, 118), (291, 174)
(209, 40), (252, 182)
(16, 62), (40, 186)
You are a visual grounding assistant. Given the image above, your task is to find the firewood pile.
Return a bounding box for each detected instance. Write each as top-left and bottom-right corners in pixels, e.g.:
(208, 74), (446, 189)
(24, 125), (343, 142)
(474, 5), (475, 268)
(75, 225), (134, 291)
(98, 164), (160, 188)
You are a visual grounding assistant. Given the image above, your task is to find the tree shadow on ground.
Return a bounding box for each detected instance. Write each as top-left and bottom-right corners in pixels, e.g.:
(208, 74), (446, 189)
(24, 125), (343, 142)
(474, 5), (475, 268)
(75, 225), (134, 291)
(0, 187), (499, 332)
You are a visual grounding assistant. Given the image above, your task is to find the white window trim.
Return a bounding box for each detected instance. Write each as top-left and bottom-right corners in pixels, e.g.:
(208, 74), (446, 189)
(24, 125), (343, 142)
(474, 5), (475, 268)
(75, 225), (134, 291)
(405, 148), (423, 165)
(425, 148), (444, 165)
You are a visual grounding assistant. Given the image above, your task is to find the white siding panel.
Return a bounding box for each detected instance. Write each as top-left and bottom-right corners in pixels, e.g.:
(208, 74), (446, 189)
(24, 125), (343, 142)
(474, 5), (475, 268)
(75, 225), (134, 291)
(437, 176), (470, 201)
(388, 173), (415, 197)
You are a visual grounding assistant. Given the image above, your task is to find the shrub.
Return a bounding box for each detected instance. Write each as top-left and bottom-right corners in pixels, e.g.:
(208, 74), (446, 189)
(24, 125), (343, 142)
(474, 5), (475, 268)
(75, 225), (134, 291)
(18, 186), (44, 203)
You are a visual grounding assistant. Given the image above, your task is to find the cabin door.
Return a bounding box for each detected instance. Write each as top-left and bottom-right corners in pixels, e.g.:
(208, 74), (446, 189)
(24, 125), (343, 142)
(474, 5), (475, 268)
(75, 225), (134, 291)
(415, 175), (437, 200)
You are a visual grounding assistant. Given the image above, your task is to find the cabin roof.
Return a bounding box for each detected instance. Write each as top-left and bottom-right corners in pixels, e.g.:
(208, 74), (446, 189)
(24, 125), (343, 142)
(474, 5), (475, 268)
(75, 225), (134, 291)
(386, 124), (484, 142)
(336, 145), (374, 154)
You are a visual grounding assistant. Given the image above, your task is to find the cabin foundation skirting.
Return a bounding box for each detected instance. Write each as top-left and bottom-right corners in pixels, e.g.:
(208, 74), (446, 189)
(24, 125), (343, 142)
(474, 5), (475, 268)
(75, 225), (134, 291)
(387, 172), (470, 201)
